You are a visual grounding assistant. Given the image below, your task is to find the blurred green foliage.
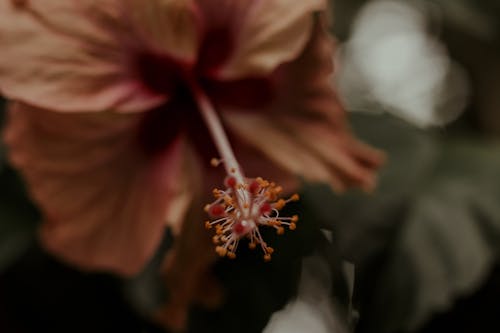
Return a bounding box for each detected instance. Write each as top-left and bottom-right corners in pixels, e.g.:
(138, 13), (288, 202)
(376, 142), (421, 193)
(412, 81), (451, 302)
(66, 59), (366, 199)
(302, 113), (500, 333)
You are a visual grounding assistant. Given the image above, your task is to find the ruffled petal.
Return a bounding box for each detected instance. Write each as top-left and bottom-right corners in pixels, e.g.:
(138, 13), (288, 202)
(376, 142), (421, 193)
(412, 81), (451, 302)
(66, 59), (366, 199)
(3, 103), (193, 275)
(218, 0), (326, 78)
(0, 0), (185, 113)
(226, 113), (383, 192)
(124, 0), (200, 62)
(164, 145), (203, 236)
(223, 18), (384, 192)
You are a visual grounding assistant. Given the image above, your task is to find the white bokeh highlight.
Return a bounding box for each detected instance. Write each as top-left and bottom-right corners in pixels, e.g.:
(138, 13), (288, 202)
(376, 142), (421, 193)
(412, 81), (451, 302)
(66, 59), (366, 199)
(336, 0), (470, 127)
(263, 255), (347, 333)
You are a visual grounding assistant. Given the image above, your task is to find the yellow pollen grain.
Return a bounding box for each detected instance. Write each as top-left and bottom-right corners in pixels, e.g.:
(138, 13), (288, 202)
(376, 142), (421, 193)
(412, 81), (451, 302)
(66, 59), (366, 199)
(204, 221), (212, 229)
(227, 252), (236, 259)
(249, 243), (256, 250)
(292, 215), (299, 222)
(210, 158), (220, 167)
(266, 192), (277, 201)
(274, 199), (286, 210)
(223, 196), (233, 205)
(216, 246), (227, 257)
(212, 188), (221, 197)
(290, 193), (300, 201)
(277, 227), (285, 235)
(257, 178), (269, 188)
(264, 254), (272, 262)
(289, 223), (297, 230)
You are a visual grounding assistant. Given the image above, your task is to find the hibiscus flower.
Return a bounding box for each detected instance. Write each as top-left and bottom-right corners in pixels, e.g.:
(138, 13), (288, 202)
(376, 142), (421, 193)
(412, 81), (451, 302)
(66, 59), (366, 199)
(0, 0), (384, 328)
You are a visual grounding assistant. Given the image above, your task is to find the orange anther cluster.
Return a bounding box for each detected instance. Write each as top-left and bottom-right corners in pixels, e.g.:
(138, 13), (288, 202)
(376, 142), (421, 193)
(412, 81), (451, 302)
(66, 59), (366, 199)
(204, 174), (300, 262)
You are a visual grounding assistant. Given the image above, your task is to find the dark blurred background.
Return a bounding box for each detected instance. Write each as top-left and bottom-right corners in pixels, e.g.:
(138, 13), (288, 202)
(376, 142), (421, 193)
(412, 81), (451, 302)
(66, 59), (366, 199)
(2, 1), (500, 332)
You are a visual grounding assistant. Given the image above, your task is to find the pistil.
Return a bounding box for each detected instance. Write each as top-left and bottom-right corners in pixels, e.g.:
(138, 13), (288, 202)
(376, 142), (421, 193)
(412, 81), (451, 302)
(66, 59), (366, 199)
(190, 81), (245, 185)
(190, 81), (300, 261)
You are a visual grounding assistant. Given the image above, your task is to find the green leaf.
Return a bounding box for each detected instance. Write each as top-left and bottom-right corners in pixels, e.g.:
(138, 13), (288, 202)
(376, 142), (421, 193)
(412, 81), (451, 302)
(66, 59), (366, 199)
(360, 137), (500, 333)
(0, 165), (39, 272)
(299, 115), (500, 333)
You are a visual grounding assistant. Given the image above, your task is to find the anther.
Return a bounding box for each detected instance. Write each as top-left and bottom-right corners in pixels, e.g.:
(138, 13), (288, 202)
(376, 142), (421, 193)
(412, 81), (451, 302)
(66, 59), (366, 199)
(273, 199), (286, 210)
(210, 158), (221, 167)
(216, 246), (227, 257)
(223, 195), (233, 205)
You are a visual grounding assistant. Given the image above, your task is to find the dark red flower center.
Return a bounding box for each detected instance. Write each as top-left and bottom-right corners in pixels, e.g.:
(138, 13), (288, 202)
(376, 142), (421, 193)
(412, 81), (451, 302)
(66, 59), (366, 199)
(135, 27), (276, 160)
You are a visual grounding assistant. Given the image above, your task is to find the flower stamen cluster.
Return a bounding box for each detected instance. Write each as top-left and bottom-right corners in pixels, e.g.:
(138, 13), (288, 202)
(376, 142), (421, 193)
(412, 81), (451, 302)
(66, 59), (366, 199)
(204, 171), (299, 261)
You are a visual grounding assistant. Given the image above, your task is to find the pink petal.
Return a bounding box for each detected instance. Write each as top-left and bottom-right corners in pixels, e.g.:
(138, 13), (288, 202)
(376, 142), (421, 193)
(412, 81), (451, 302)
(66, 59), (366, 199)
(0, 1), (200, 113)
(224, 18), (385, 192)
(225, 112), (349, 190)
(218, 0), (327, 78)
(123, 0), (200, 62)
(3, 103), (195, 275)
